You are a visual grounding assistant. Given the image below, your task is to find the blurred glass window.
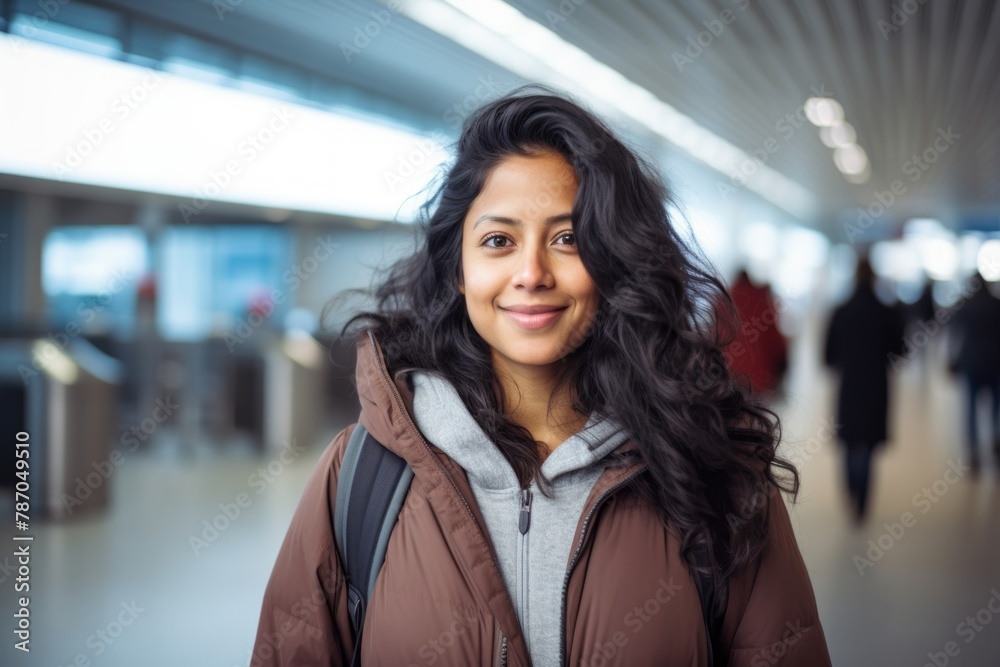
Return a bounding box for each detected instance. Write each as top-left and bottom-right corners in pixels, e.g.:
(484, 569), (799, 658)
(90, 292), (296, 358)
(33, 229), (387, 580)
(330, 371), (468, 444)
(42, 226), (147, 337)
(159, 225), (291, 341)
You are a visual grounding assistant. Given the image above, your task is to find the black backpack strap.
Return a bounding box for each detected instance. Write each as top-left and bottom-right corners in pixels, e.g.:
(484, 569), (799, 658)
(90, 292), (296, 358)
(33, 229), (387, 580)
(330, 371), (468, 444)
(334, 424), (414, 667)
(692, 544), (727, 667)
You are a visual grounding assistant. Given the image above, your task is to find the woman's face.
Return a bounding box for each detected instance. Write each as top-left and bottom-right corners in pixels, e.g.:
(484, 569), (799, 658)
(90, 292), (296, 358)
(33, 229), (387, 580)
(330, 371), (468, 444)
(459, 150), (600, 374)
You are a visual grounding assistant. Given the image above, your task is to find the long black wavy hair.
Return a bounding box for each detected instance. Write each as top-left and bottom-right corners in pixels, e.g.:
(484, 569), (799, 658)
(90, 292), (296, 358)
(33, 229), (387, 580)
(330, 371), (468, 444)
(334, 85), (798, 591)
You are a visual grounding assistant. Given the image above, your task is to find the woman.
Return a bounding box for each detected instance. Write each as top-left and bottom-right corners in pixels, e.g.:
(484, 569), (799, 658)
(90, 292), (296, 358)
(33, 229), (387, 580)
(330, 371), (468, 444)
(253, 87), (831, 666)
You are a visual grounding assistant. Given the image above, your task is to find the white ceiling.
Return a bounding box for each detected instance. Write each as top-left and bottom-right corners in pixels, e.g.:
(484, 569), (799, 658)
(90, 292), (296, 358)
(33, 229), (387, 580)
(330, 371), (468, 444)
(96, 0), (1000, 234)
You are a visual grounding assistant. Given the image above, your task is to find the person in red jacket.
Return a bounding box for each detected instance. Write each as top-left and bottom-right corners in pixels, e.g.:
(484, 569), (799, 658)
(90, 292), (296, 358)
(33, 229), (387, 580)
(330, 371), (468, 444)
(722, 270), (789, 403)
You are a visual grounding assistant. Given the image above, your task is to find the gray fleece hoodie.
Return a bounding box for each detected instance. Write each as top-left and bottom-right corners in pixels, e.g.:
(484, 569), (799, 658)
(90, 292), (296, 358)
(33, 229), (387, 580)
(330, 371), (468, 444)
(407, 369), (630, 667)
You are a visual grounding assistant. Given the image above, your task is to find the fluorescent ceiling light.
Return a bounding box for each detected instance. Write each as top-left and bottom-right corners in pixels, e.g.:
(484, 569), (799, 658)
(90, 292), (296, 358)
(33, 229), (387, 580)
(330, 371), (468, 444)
(397, 0), (815, 220)
(0, 34), (445, 222)
(833, 144), (868, 175)
(804, 97), (844, 127)
(820, 122), (856, 148)
(807, 98), (868, 185)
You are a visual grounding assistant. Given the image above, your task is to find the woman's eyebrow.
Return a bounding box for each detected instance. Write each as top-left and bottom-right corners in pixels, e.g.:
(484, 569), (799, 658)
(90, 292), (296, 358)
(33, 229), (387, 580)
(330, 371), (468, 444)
(473, 213), (572, 230)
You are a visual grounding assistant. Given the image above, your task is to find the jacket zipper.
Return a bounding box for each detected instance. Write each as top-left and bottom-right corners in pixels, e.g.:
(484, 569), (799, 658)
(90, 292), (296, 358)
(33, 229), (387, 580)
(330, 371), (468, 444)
(558, 467), (647, 666)
(517, 487), (532, 653)
(494, 618), (508, 667)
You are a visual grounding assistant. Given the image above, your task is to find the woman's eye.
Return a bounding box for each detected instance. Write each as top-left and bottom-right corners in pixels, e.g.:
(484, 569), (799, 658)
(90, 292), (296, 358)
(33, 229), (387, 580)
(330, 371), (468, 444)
(482, 233), (574, 249)
(483, 234), (510, 248)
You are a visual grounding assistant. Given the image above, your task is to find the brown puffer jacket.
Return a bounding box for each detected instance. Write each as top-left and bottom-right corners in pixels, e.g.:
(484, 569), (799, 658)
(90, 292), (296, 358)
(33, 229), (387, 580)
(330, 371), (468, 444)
(252, 331), (833, 666)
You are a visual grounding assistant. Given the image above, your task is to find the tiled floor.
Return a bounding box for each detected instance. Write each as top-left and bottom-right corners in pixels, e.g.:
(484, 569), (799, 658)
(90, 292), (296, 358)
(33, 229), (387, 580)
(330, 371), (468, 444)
(2, 334), (999, 666)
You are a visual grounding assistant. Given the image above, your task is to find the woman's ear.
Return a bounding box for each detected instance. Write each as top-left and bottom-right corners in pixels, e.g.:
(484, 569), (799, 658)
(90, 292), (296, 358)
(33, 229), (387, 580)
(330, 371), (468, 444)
(457, 266), (465, 295)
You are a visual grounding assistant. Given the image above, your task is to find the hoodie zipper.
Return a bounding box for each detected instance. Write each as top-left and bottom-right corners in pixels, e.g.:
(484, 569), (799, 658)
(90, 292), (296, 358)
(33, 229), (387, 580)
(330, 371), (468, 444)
(517, 487), (532, 653)
(558, 467), (646, 666)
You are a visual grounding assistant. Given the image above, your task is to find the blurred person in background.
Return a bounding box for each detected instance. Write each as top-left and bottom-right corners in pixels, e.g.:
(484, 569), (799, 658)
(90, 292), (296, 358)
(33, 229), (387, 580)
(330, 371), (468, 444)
(905, 279), (937, 381)
(720, 269), (789, 404)
(824, 257), (906, 524)
(948, 271), (1000, 473)
(252, 87), (831, 666)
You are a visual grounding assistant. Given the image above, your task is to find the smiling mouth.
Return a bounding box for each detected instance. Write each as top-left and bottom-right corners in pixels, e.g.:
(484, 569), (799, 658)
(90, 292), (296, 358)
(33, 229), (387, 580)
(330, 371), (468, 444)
(501, 306), (568, 330)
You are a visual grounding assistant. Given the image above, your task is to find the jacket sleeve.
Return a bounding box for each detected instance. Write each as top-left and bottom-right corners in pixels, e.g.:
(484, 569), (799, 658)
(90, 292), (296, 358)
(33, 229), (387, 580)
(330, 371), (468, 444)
(723, 489), (833, 667)
(251, 423), (357, 666)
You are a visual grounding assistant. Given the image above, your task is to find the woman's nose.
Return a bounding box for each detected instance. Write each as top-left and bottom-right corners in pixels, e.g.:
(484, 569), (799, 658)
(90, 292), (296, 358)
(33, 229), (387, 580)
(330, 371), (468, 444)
(512, 243), (554, 289)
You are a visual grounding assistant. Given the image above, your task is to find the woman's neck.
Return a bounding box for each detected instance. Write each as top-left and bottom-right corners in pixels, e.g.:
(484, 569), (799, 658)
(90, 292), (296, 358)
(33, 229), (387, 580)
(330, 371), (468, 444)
(493, 354), (588, 454)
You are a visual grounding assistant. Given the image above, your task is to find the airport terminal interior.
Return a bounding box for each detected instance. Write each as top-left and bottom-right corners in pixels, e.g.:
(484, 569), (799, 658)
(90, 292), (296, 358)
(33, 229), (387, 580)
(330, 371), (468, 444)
(1, 0), (1000, 665)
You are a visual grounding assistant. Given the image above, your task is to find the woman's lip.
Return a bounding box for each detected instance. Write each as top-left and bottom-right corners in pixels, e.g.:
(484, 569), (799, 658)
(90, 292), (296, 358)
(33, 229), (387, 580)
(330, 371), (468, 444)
(501, 307), (567, 329)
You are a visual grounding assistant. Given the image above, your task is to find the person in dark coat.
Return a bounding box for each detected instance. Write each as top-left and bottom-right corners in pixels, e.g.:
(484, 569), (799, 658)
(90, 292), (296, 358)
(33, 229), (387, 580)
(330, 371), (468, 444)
(905, 280), (937, 380)
(823, 257), (906, 523)
(948, 272), (1000, 471)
